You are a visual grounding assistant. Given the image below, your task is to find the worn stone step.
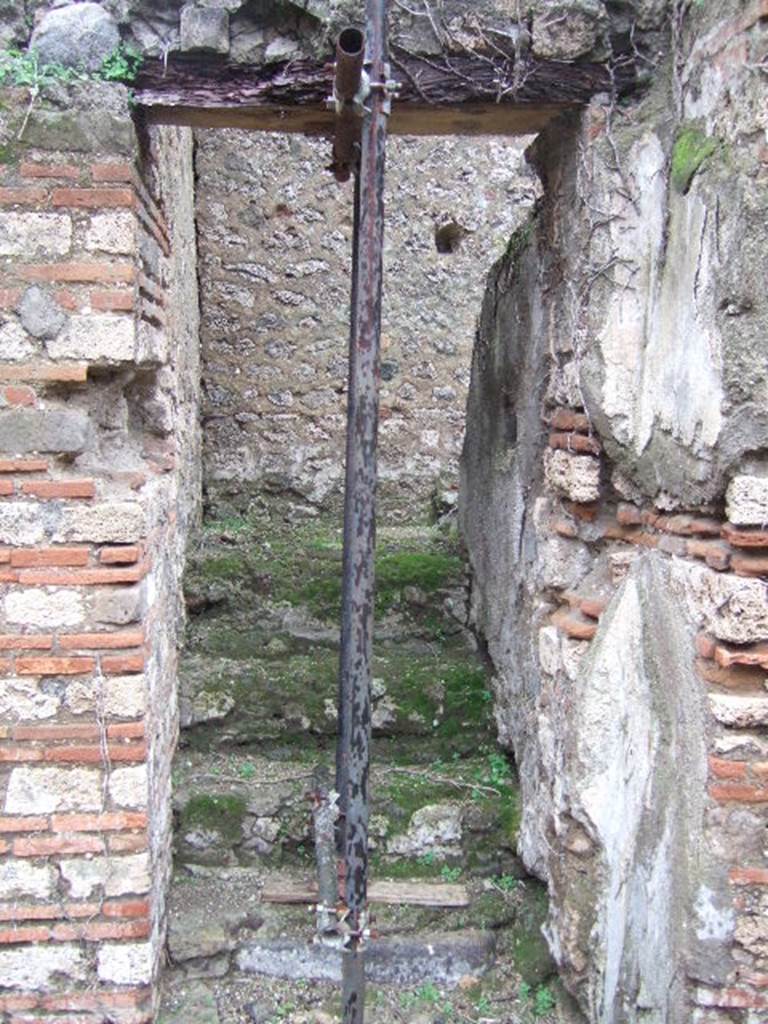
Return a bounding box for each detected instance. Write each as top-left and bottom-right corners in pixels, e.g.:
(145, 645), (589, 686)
(235, 929), (495, 987)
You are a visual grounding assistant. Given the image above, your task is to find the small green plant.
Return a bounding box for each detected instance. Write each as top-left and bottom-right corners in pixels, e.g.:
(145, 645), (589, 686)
(476, 750), (512, 788)
(519, 981), (556, 1019)
(238, 761), (256, 780)
(0, 48), (84, 89)
(533, 984), (555, 1017)
(495, 873), (519, 892)
(440, 864), (462, 883)
(474, 992), (492, 1014)
(98, 43), (143, 83)
(418, 851), (436, 867)
(400, 982), (445, 1010)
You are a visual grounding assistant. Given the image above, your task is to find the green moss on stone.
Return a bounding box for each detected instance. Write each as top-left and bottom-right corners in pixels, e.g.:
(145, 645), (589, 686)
(198, 553), (246, 582)
(504, 213), (536, 265)
(671, 126), (719, 195)
(180, 793), (247, 842)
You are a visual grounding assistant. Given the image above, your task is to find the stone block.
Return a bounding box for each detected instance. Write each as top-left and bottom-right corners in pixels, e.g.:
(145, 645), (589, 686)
(537, 535), (592, 589)
(532, 0), (607, 60)
(66, 673), (147, 717)
(387, 802), (462, 857)
(0, 945), (87, 990)
(18, 286), (67, 340)
(30, 3), (120, 72)
(4, 588), (85, 628)
(0, 859), (57, 900)
(97, 941), (153, 985)
(0, 408), (91, 454)
(5, 766), (102, 814)
(180, 5), (230, 54)
(727, 474), (768, 526)
(0, 502), (46, 546)
(109, 764), (148, 809)
(85, 211), (136, 254)
(0, 212), (72, 257)
(135, 320), (168, 363)
(538, 625), (562, 676)
(92, 583), (146, 625)
(0, 678), (60, 721)
(0, 319), (36, 360)
(671, 562), (768, 645)
(58, 501), (146, 543)
(709, 695), (768, 729)
(544, 448), (601, 503)
(61, 852), (150, 899)
(48, 313), (136, 362)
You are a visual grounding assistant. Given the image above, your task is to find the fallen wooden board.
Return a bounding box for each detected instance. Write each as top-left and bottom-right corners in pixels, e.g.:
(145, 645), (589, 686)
(261, 879), (470, 908)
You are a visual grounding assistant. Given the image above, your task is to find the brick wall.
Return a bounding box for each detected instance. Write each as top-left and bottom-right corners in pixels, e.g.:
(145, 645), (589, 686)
(0, 90), (199, 1023)
(541, 416), (768, 1020)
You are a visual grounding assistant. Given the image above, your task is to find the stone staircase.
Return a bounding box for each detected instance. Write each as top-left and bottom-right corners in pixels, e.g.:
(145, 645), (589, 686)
(158, 507), (559, 1024)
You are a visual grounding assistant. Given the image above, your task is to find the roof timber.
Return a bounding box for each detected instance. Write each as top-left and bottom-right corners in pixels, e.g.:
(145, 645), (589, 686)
(135, 52), (635, 137)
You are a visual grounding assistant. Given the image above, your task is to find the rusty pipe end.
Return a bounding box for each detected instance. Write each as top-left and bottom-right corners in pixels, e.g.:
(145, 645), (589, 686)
(338, 27), (365, 60)
(334, 27), (365, 103)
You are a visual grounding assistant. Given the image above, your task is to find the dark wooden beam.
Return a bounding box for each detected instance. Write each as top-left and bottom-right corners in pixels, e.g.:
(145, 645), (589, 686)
(135, 52), (635, 137)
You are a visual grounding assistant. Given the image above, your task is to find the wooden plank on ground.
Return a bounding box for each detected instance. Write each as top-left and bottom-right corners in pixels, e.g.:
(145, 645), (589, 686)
(261, 879), (470, 908)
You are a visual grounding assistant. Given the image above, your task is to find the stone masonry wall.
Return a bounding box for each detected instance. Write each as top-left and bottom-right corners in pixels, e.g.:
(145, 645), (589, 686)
(196, 129), (536, 516)
(460, 1), (768, 1021)
(0, 85), (199, 1023)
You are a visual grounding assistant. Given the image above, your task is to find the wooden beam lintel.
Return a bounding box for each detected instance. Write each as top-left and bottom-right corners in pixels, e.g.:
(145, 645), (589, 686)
(139, 100), (570, 137)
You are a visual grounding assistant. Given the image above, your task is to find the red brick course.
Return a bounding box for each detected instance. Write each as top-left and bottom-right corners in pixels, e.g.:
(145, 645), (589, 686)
(0, 635), (54, 650)
(549, 431), (601, 456)
(10, 548), (89, 568)
(59, 631), (144, 650)
(730, 867), (768, 885)
(16, 563), (149, 586)
(2, 386), (35, 407)
(91, 162), (134, 183)
(0, 363), (88, 383)
(0, 188), (48, 206)
(20, 262), (135, 284)
(51, 811), (147, 832)
(52, 187), (133, 209)
(20, 162), (80, 180)
(91, 288), (135, 312)
(19, 480), (95, 499)
(101, 654), (146, 674)
(709, 784), (768, 804)
(100, 545), (141, 564)
(15, 657), (95, 676)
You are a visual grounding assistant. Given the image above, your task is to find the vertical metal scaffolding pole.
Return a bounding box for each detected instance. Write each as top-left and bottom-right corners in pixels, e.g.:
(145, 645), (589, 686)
(335, 2), (389, 1022)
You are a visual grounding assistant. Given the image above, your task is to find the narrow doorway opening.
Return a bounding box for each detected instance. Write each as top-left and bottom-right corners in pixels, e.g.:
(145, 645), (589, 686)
(160, 128), (555, 1023)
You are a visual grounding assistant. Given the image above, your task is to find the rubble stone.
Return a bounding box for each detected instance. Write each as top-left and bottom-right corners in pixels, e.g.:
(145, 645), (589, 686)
(31, 3), (120, 73)
(18, 286), (67, 340)
(726, 474), (768, 526)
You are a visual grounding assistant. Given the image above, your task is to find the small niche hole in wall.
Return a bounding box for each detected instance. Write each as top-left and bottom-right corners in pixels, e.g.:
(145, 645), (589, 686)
(434, 219), (468, 254)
